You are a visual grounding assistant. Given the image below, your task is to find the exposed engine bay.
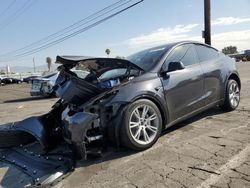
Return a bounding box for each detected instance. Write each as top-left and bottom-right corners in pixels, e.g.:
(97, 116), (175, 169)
(55, 57), (143, 158)
(0, 56), (143, 186)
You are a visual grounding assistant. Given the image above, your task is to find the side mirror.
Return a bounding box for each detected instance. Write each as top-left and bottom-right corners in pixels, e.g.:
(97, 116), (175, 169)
(167, 61), (185, 72)
(160, 61), (185, 76)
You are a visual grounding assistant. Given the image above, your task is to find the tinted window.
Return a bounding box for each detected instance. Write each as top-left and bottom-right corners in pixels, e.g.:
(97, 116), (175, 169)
(195, 45), (219, 62)
(180, 46), (198, 66)
(163, 44), (198, 69)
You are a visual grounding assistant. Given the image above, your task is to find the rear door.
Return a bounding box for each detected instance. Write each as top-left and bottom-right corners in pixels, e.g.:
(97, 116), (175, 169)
(160, 44), (205, 121)
(194, 44), (223, 105)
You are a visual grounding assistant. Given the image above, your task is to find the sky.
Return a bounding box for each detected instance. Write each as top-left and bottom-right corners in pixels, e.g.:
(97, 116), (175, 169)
(0, 0), (249, 68)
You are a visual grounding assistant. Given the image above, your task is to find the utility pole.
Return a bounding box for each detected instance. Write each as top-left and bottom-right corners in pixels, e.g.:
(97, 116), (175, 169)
(203, 0), (211, 45)
(33, 57), (36, 73)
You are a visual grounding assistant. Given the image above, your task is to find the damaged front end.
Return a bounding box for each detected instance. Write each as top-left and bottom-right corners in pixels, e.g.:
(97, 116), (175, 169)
(0, 56), (143, 186)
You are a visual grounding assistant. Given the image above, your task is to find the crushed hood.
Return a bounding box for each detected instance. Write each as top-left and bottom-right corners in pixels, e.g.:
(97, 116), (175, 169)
(56, 56), (144, 71)
(54, 56), (143, 105)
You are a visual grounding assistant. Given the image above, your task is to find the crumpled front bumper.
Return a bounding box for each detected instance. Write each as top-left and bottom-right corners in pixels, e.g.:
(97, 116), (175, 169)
(61, 107), (98, 159)
(0, 105), (76, 187)
(0, 143), (74, 187)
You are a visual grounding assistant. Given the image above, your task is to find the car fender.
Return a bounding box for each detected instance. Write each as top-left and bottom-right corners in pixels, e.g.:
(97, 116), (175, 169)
(222, 70), (241, 100)
(108, 80), (170, 128)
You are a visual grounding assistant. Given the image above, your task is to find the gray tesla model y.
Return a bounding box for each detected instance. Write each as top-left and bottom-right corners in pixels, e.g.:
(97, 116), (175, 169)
(0, 41), (241, 156)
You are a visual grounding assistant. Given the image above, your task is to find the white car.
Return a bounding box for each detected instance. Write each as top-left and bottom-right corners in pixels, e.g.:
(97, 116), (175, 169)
(30, 70), (88, 97)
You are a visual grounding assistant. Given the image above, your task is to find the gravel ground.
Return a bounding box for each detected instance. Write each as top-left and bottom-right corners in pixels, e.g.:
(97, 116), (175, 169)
(0, 62), (249, 188)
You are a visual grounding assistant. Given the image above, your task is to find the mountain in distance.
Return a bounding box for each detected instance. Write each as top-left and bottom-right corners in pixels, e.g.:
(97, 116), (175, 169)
(0, 64), (59, 73)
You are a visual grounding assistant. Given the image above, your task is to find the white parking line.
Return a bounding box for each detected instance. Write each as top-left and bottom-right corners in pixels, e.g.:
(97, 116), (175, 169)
(220, 123), (249, 135)
(196, 145), (250, 188)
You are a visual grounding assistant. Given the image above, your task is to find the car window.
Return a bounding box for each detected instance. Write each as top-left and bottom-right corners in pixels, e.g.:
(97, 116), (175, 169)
(99, 68), (127, 80)
(163, 44), (198, 69)
(179, 46), (198, 66)
(72, 70), (89, 79)
(42, 73), (57, 78)
(126, 46), (168, 71)
(194, 44), (219, 62)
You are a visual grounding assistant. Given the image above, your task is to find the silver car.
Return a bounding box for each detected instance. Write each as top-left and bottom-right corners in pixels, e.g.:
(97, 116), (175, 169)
(30, 70), (88, 97)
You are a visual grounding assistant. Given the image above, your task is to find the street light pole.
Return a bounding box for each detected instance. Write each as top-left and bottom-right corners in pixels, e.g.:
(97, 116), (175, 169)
(204, 0), (211, 45)
(33, 57), (36, 73)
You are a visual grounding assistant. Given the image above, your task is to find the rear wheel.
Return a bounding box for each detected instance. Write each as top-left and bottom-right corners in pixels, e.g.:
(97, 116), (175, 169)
(220, 79), (240, 111)
(120, 99), (162, 150)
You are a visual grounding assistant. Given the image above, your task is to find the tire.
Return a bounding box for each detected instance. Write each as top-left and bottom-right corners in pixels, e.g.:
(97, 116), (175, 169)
(120, 99), (162, 151)
(220, 79), (240, 111)
(0, 124), (35, 148)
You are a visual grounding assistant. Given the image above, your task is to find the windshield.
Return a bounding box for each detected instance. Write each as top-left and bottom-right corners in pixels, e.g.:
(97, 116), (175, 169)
(126, 46), (167, 71)
(72, 70), (89, 79)
(99, 68), (126, 80)
(42, 73), (57, 78)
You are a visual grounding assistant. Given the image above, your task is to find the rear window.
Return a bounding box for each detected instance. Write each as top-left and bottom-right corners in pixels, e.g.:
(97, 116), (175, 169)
(195, 45), (219, 62)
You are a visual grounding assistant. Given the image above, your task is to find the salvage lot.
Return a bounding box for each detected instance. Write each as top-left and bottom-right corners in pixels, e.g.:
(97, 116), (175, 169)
(0, 63), (250, 188)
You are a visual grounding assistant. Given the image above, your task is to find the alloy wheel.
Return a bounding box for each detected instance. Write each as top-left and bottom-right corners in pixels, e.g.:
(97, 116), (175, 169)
(229, 82), (240, 107)
(129, 104), (159, 145)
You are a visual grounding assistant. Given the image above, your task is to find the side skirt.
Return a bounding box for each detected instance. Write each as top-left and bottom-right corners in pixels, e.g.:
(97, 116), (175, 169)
(165, 99), (223, 129)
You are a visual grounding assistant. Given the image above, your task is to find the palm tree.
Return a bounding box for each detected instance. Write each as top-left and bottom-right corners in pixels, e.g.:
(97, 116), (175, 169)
(46, 57), (52, 72)
(105, 48), (111, 57)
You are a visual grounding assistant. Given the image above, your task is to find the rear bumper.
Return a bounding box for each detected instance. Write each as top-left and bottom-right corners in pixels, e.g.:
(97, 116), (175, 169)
(30, 88), (52, 97)
(30, 90), (43, 96)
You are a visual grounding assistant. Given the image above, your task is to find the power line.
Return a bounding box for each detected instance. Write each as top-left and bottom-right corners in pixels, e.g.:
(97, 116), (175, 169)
(0, 0), (129, 58)
(0, 0), (35, 31)
(0, 0), (17, 19)
(0, 0), (34, 29)
(1, 0), (144, 62)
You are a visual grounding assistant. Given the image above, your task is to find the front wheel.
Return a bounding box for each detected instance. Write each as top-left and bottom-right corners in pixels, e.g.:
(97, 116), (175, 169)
(120, 99), (162, 150)
(220, 79), (240, 111)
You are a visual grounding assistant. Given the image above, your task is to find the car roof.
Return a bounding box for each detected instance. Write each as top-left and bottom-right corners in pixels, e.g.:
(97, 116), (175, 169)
(145, 41), (219, 73)
(128, 41), (218, 62)
(145, 41), (218, 52)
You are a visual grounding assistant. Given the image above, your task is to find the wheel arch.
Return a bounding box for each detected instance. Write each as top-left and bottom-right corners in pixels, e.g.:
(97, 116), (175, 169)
(227, 72), (241, 90)
(221, 72), (241, 102)
(130, 94), (169, 130)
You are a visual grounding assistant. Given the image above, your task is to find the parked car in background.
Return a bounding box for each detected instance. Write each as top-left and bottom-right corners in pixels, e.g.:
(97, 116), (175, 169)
(0, 76), (3, 85)
(10, 77), (22, 84)
(23, 76), (39, 83)
(0, 76), (22, 85)
(30, 72), (58, 97)
(30, 70), (88, 97)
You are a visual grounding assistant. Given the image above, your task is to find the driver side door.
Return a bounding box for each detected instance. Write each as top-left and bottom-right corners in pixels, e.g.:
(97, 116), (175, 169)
(160, 44), (205, 122)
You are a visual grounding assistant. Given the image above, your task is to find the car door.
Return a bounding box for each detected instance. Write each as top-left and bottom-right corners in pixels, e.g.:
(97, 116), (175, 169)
(160, 44), (205, 121)
(194, 44), (223, 105)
